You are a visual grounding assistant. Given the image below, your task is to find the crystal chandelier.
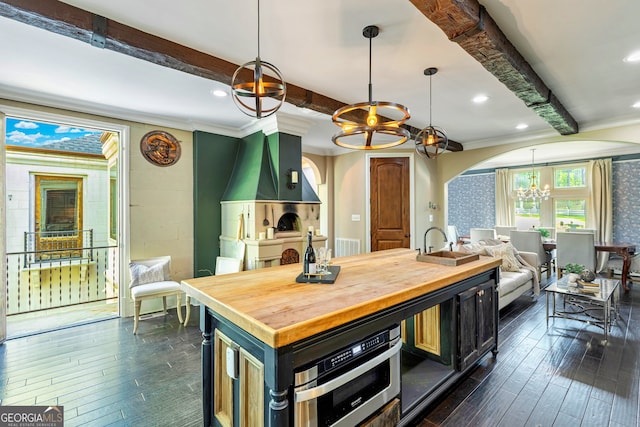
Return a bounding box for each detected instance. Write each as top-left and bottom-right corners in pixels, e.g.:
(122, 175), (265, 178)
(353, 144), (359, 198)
(517, 149), (550, 201)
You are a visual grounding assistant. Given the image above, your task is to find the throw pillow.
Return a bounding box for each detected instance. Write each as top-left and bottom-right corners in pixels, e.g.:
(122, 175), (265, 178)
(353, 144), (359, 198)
(129, 261), (167, 288)
(485, 243), (522, 272)
(457, 242), (488, 254)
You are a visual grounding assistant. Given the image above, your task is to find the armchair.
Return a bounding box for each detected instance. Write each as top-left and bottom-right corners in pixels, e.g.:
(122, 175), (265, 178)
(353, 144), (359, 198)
(129, 255), (183, 334)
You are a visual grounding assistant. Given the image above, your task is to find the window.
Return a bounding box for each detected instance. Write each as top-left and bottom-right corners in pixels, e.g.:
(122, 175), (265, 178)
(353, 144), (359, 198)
(552, 165), (588, 230)
(554, 199), (586, 229)
(554, 167), (586, 189)
(34, 175), (84, 259)
(511, 163), (588, 230)
(36, 176), (83, 233)
(513, 169), (543, 229)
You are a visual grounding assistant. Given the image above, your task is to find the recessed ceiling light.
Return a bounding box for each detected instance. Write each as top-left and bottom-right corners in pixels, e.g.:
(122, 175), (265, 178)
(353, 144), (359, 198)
(516, 123), (528, 130)
(211, 89), (228, 97)
(623, 51), (640, 63)
(472, 94), (489, 104)
(633, 101), (640, 108)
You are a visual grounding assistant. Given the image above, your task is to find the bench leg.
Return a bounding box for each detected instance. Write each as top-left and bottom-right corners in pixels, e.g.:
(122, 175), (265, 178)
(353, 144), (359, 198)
(134, 300), (142, 334)
(162, 296), (168, 314)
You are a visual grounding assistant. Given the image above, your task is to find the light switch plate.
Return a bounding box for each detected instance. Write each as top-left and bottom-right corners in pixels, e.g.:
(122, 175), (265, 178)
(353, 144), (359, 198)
(351, 214), (360, 222)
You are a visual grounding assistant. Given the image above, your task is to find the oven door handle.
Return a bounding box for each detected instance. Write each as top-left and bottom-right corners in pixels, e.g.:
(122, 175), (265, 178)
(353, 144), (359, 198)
(294, 339), (402, 403)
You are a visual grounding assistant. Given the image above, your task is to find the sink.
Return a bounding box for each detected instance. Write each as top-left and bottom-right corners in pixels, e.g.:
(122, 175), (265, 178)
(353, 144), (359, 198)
(416, 251), (479, 266)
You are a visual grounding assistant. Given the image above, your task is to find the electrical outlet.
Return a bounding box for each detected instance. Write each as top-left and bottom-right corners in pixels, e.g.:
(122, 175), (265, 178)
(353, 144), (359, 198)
(351, 214), (361, 222)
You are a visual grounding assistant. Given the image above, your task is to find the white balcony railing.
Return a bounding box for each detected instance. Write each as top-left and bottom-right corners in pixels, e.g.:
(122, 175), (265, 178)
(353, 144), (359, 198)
(5, 244), (119, 316)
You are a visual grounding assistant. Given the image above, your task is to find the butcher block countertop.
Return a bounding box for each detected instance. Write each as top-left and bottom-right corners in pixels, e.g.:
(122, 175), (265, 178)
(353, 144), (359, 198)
(181, 248), (501, 348)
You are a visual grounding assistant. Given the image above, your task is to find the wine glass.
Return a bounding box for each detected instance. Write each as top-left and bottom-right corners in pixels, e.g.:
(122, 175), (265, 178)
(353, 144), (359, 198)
(324, 249), (332, 274)
(316, 247), (327, 274)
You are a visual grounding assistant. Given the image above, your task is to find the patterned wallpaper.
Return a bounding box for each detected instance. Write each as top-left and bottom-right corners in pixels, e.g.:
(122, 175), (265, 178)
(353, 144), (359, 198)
(448, 159), (640, 246)
(448, 173), (496, 236)
(612, 160), (640, 245)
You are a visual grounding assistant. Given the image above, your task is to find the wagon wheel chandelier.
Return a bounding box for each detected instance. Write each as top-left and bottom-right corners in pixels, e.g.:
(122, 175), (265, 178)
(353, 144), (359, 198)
(331, 25), (410, 150)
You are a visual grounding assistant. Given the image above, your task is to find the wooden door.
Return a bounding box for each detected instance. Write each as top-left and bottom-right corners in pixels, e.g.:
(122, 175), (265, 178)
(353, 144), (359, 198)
(370, 157), (410, 251)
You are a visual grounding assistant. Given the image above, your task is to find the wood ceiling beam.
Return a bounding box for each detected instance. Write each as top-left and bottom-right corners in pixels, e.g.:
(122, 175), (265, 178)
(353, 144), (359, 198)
(0, 0), (464, 152)
(409, 0), (579, 135)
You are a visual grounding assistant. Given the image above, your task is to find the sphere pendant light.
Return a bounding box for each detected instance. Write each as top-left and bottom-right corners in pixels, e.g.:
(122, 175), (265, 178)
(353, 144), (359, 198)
(331, 25), (411, 150)
(415, 67), (448, 159)
(231, 0), (286, 119)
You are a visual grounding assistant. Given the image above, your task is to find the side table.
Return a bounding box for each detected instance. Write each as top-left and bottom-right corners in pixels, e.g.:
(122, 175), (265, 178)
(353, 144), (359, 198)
(546, 277), (620, 341)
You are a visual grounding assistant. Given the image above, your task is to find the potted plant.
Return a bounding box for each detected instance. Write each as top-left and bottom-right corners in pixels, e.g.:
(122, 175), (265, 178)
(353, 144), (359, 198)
(564, 263), (584, 283)
(537, 228), (550, 239)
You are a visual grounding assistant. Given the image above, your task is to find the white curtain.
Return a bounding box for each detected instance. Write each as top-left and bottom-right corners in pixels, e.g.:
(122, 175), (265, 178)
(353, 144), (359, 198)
(587, 158), (613, 272)
(495, 168), (513, 226)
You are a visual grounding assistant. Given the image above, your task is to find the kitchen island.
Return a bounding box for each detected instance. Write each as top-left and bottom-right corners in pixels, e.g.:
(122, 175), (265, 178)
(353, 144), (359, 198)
(181, 248), (502, 426)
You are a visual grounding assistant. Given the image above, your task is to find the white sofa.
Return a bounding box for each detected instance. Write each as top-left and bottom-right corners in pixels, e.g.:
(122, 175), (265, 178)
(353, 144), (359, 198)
(456, 241), (538, 310)
(498, 251), (538, 310)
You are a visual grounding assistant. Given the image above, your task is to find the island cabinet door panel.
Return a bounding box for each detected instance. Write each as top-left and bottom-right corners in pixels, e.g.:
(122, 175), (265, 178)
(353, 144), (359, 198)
(239, 349), (264, 427)
(213, 330), (265, 427)
(214, 330), (235, 427)
(456, 280), (497, 371)
(476, 281), (497, 356)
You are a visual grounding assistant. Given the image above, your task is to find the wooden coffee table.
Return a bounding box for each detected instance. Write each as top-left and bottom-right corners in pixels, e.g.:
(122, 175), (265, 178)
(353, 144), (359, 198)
(546, 277), (620, 341)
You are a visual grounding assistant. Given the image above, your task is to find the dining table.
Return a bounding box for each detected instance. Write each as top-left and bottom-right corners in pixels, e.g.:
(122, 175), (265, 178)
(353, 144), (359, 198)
(543, 241), (636, 292)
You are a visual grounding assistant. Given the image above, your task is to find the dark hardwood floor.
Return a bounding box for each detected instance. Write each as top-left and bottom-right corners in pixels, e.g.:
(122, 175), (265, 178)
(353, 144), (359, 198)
(0, 311), (203, 426)
(414, 276), (640, 427)
(1, 276), (638, 426)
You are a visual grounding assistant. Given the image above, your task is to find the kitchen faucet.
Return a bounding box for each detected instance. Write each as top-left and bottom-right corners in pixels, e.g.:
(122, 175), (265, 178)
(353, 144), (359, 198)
(423, 226), (452, 253)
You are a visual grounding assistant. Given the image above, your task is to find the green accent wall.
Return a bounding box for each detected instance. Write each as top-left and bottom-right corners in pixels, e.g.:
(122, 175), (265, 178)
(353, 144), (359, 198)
(193, 131), (240, 277)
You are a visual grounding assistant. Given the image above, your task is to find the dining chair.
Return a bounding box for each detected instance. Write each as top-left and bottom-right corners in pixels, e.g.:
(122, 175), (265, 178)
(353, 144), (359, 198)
(447, 225), (460, 244)
(184, 256), (243, 326)
(556, 231), (596, 277)
(509, 230), (552, 279)
(495, 225), (517, 238)
(470, 228), (497, 243)
(566, 228), (596, 234)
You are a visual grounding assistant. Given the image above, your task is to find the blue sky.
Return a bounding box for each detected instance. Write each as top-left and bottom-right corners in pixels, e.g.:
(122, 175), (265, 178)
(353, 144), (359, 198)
(5, 117), (102, 147)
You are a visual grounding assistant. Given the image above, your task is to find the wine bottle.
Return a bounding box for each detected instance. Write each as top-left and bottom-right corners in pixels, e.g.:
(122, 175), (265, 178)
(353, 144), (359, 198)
(303, 231), (316, 275)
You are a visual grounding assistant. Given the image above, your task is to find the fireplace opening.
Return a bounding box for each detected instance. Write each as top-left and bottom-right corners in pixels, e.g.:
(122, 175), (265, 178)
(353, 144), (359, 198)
(277, 212), (301, 232)
(280, 248), (299, 265)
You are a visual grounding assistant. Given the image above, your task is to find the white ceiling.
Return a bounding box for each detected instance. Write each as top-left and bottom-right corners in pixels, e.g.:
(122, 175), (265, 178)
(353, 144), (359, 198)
(2, 0), (640, 168)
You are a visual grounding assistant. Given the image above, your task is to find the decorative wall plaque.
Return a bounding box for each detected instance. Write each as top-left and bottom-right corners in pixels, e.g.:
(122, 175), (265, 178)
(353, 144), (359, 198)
(140, 130), (181, 166)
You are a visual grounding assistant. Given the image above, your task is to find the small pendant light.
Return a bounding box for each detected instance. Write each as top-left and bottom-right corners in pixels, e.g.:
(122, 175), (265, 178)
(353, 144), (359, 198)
(231, 0), (286, 119)
(415, 67), (448, 159)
